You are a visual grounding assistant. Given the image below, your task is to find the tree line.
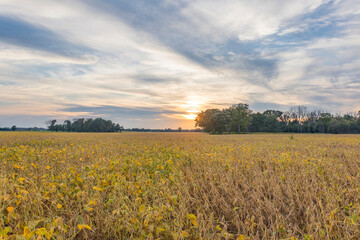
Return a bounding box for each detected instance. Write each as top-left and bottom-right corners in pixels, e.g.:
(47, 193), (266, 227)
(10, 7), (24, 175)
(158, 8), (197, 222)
(195, 103), (360, 134)
(0, 126), (46, 131)
(125, 128), (202, 132)
(0, 126), (17, 131)
(47, 118), (124, 132)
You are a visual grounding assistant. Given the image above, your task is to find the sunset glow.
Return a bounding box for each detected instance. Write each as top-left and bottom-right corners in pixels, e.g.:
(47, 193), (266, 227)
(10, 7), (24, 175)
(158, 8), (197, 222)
(183, 114), (198, 120)
(179, 99), (203, 120)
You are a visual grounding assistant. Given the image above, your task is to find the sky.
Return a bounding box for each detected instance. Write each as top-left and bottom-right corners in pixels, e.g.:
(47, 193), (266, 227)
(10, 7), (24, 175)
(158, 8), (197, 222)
(0, 0), (359, 129)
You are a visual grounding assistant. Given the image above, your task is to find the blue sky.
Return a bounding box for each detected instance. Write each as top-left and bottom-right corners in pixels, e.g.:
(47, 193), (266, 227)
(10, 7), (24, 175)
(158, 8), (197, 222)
(0, 0), (359, 128)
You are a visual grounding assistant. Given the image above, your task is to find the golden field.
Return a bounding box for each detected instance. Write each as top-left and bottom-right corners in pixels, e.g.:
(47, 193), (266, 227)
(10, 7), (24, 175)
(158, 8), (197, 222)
(0, 132), (359, 240)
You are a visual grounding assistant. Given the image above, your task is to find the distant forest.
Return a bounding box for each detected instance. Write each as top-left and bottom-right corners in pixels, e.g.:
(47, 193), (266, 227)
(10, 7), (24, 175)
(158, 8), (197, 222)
(47, 118), (124, 132)
(0, 126), (18, 131)
(2, 104), (360, 134)
(0, 126), (45, 131)
(195, 103), (360, 134)
(46, 119), (202, 133)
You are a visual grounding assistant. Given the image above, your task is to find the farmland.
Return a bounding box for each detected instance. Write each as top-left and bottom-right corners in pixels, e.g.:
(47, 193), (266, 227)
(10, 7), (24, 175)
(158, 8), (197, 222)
(0, 132), (359, 239)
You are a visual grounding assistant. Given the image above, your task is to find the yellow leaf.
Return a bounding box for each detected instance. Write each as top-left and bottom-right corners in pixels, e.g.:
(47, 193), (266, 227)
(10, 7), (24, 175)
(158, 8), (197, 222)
(144, 216), (150, 226)
(35, 228), (47, 235)
(18, 177), (25, 184)
(78, 224), (92, 230)
(52, 217), (61, 226)
(187, 214), (198, 227)
(83, 225), (92, 230)
(190, 219), (198, 226)
(169, 174), (174, 181)
(139, 205), (145, 213)
(237, 235), (246, 240)
(46, 230), (53, 240)
(46, 165), (51, 169)
(156, 227), (165, 235)
(57, 204), (62, 209)
(7, 206), (14, 213)
(23, 226), (30, 236)
(21, 190), (29, 194)
(93, 186), (103, 191)
(182, 231), (189, 237)
(25, 230), (36, 240)
(216, 225), (222, 231)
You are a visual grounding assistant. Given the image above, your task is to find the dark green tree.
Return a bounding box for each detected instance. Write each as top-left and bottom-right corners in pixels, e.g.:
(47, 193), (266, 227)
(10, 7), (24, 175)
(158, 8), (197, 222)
(225, 103), (252, 133)
(46, 120), (57, 131)
(317, 113), (332, 133)
(64, 120), (72, 132)
(195, 109), (227, 133)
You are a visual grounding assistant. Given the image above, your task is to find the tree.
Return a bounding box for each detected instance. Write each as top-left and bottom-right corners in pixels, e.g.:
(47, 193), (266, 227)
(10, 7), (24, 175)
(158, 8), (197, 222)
(84, 118), (93, 132)
(263, 110), (283, 132)
(64, 120), (72, 132)
(263, 110), (283, 118)
(46, 118), (123, 132)
(114, 124), (123, 132)
(11, 125), (16, 131)
(279, 111), (291, 132)
(226, 103), (252, 133)
(249, 112), (266, 132)
(195, 109), (227, 133)
(289, 106), (308, 133)
(317, 113), (332, 133)
(305, 109), (322, 133)
(72, 118), (85, 132)
(46, 120), (57, 131)
(195, 105), (360, 134)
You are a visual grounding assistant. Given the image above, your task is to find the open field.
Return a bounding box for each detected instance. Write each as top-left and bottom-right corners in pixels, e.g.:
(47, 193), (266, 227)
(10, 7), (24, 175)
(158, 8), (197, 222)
(0, 132), (359, 239)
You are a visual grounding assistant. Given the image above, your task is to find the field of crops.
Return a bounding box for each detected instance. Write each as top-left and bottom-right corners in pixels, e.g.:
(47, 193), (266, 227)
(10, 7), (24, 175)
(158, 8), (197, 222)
(0, 132), (359, 239)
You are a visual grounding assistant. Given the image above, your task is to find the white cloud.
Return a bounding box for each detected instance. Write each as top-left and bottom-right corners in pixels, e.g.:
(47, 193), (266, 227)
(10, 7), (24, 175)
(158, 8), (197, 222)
(261, 29), (360, 110)
(181, 0), (327, 41)
(277, 25), (308, 36)
(0, 0), (359, 127)
(0, 45), (98, 64)
(0, 0), (234, 116)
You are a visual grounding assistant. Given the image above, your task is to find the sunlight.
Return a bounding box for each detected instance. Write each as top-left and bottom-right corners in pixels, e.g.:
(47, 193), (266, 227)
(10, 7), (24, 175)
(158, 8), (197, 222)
(181, 98), (203, 120)
(183, 99), (202, 113)
(183, 114), (197, 120)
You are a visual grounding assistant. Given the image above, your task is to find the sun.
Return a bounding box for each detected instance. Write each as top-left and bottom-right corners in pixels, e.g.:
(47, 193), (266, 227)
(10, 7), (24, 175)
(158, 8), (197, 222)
(181, 99), (202, 120)
(183, 114), (197, 120)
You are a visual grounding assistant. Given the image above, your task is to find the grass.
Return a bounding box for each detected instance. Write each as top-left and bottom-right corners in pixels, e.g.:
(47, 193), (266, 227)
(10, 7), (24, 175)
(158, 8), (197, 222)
(0, 132), (359, 239)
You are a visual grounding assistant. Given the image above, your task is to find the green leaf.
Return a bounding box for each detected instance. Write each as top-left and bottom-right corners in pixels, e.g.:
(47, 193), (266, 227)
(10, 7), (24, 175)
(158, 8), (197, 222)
(0, 227), (12, 236)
